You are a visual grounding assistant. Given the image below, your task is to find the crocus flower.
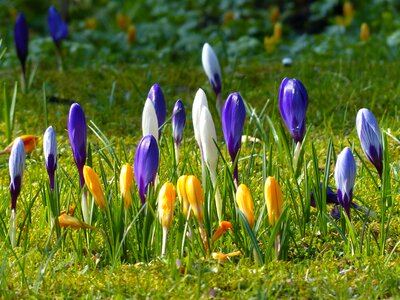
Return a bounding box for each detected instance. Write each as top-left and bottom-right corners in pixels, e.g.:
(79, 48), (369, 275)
(158, 182), (176, 256)
(310, 183), (339, 208)
(68, 103), (87, 188)
(43, 126), (57, 191)
(172, 99), (186, 163)
(120, 163), (134, 209)
(264, 176), (283, 225)
(211, 221), (233, 242)
(200, 105), (222, 221)
(360, 23), (370, 42)
(177, 175), (190, 219)
(212, 251), (241, 262)
(148, 84), (166, 139)
(142, 98), (159, 140)
(58, 213), (93, 229)
(334, 147), (356, 219)
(222, 92), (246, 183)
(202, 43), (222, 113)
(9, 138), (26, 211)
(134, 135), (159, 204)
(278, 78), (308, 143)
(192, 88), (209, 153)
(356, 108), (383, 178)
(83, 166), (106, 210)
(48, 5), (68, 47)
(185, 175), (204, 223)
(0, 135), (39, 155)
(236, 184), (254, 228)
(14, 12), (29, 74)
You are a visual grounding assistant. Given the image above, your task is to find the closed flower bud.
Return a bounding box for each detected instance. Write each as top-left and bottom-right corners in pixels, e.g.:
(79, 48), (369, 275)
(158, 182), (176, 229)
(202, 43), (222, 98)
(200, 106), (218, 174)
(83, 165), (106, 210)
(43, 126), (57, 190)
(177, 175), (190, 218)
(14, 12), (29, 73)
(148, 84), (166, 139)
(360, 22), (370, 42)
(264, 176), (283, 225)
(278, 78), (308, 143)
(334, 147), (356, 219)
(58, 213), (93, 229)
(48, 5), (68, 46)
(142, 98), (159, 140)
(68, 103), (87, 188)
(172, 99), (186, 147)
(9, 138), (26, 211)
(356, 108), (382, 178)
(127, 25), (136, 44)
(0, 135), (39, 155)
(134, 135), (159, 204)
(120, 163), (134, 209)
(185, 175), (204, 223)
(192, 88), (209, 153)
(236, 184), (254, 228)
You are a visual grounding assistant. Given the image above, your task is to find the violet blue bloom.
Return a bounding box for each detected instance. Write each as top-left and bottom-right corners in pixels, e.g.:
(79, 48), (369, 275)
(43, 126), (57, 191)
(278, 78), (308, 143)
(172, 99), (186, 146)
(356, 108), (383, 178)
(14, 12), (29, 73)
(48, 6), (68, 47)
(202, 43), (222, 97)
(334, 147), (356, 219)
(310, 183), (338, 208)
(9, 138), (26, 210)
(148, 84), (166, 139)
(68, 103), (87, 188)
(222, 92), (246, 183)
(134, 135), (159, 204)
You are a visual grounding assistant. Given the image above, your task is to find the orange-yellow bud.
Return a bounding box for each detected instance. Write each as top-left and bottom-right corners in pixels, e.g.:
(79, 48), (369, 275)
(273, 22), (282, 42)
(264, 176), (283, 225)
(211, 221), (233, 242)
(83, 165), (106, 210)
(360, 22), (370, 42)
(343, 2), (354, 19)
(58, 214), (93, 229)
(223, 11), (235, 24)
(158, 182), (176, 228)
(271, 6), (280, 24)
(85, 18), (97, 30)
(120, 163), (134, 209)
(177, 175), (190, 218)
(185, 175), (204, 223)
(212, 250), (241, 261)
(0, 135), (39, 155)
(236, 184), (254, 228)
(127, 25), (136, 44)
(116, 13), (130, 30)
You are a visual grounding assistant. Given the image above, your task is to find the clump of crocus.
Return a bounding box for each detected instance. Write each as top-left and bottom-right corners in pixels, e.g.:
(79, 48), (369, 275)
(9, 137), (26, 248)
(222, 92), (246, 184)
(83, 165), (107, 210)
(134, 135), (159, 204)
(148, 84), (166, 139)
(200, 105), (222, 222)
(334, 147), (356, 219)
(236, 184), (254, 228)
(43, 126), (57, 191)
(14, 12), (29, 89)
(356, 108), (382, 178)
(360, 22), (370, 42)
(211, 221), (233, 242)
(58, 213), (93, 229)
(158, 182), (176, 256)
(278, 78), (308, 144)
(202, 43), (223, 115)
(68, 103), (87, 188)
(192, 88), (209, 184)
(172, 99), (186, 164)
(120, 163), (134, 209)
(177, 175), (190, 219)
(48, 5), (68, 69)
(185, 175), (208, 253)
(0, 135), (39, 155)
(142, 98), (159, 140)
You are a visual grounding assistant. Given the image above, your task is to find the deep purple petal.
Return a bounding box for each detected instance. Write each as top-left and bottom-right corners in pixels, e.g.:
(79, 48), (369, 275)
(148, 84), (166, 138)
(14, 12), (29, 70)
(10, 175), (22, 210)
(48, 6), (68, 44)
(172, 99), (186, 146)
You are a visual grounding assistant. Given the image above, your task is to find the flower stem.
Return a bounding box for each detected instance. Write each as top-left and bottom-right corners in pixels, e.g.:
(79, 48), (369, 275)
(162, 227), (168, 257)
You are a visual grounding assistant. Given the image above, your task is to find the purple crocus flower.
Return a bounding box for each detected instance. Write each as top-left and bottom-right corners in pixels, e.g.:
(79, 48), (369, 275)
(9, 138), (26, 211)
(172, 99), (186, 146)
(334, 147), (356, 219)
(310, 183), (338, 208)
(43, 126), (57, 191)
(134, 135), (159, 204)
(68, 103), (87, 188)
(356, 108), (383, 178)
(48, 5), (68, 47)
(202, 43), (222, 97)
(222, 92), (246, 183)
(278, 78), (308, 143)
(148, 84), (166, 139)
(14, 12), (29, 74)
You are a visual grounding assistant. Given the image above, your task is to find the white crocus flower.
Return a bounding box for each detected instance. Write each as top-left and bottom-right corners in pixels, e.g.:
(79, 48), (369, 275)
(142, 98), (159, 141)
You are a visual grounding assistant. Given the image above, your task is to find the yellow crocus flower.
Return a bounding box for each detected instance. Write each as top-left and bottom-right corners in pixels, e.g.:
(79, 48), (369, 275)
(236, 184), (255, 228)
(177, 175), (190, 218)
(83, 165), (106, 210)
(185, 175), (204, 223)
(158, 182), (176, 229)
(120, 163), (134, 209)
(264, 176), (283, 225)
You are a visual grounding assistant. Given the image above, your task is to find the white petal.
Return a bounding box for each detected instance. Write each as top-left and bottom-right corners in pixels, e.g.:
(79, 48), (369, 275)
(9, 138), (25, 180)
(200, 106), (218, 173)
(202, 43), (221, 84)
(192, 88), (208, 149)
(142, 98), (159, 140)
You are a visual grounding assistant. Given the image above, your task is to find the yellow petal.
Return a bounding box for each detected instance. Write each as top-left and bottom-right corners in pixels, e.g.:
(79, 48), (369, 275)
(58, 214), (93, 229)
(83, 165), (106, 210)
(158, 182), (176, 228)
(177, 175), (190, 218)
(264, 176), (283, 225)
(211, 221), (233, 242)
(120, 163), (134, 209)
(236, 184), (255, 228)
(1, 135), (39, 155)
(360, 22), (370, 42)
(185, 175), (204, 223)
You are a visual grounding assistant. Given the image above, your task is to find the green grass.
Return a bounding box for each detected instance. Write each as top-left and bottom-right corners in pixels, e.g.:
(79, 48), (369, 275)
(0, 56), (400, 298)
